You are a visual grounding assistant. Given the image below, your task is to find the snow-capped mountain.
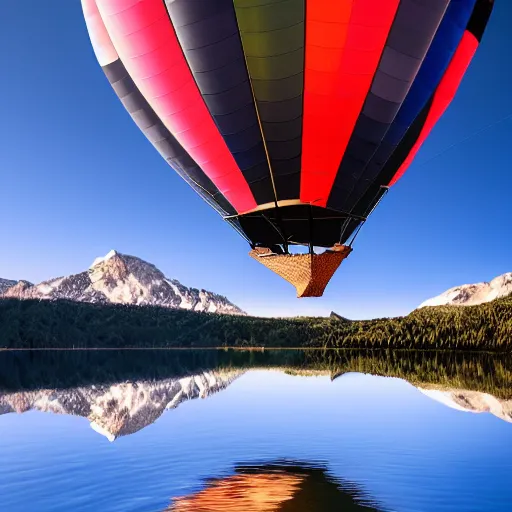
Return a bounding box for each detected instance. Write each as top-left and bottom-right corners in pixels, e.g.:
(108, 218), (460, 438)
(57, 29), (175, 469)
(418, 387), (512, 423)
(0, 250), (245, 315)
(418, 272), (512, 308)
(0, 370), (242, 442)
(0, 278), (20, 295)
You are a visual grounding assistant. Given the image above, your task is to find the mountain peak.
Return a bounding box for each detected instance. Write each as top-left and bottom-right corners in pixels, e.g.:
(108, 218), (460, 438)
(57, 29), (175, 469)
(1, 251), (245, 315)
(0, 278), (19, 295)
(90, 249), (119, 269)
(418, 271), (512, 308)
(330, 312), (352, 323)
(1, 280), (34, 299)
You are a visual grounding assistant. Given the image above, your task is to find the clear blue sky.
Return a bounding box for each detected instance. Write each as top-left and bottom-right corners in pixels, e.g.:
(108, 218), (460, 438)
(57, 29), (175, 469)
(1, 2), (511, 318)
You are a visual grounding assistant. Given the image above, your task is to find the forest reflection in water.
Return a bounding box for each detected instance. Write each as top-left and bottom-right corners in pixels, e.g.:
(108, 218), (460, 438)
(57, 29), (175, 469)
(0, 348), (510, 440)
(1, 348), (511, 512)
(1, 348), (510, 398)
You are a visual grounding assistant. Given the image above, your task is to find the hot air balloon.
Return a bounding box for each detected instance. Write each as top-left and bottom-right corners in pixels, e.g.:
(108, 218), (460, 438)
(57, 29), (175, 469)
(82, 0), (493, 297)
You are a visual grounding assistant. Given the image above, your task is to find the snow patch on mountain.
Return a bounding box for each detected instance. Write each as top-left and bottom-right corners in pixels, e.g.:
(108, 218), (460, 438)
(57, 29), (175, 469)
(0, 278), (21, 294)
(418, 272), (512, 308)
(90, 249), (118, 268)
(0, 250), (245, 315)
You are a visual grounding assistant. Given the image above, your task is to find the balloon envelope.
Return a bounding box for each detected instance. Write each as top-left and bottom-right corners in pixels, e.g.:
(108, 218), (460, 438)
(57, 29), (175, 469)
(82, 0), (493, 294)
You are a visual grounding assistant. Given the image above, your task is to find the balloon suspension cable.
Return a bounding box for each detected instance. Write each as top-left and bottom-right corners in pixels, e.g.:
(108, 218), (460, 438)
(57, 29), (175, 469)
(413, 111), (512, 170)
(226, 218), (252, 245)
(308, 205), (315, 255)
(348, 222), (364, 248)
(177, 164), (280, 250)
(338, 217), (352, 245)
(171, 162), (231, 219)
(366, 186), (389, 218)
(176, 171), (249, 245)
(347, 186), (389, 248)
(261, 213), (289, 251)
(274, 207), (289, 254)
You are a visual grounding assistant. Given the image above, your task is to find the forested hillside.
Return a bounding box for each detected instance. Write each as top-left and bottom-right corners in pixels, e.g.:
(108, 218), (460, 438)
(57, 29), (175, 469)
(1, 296), (511, 351)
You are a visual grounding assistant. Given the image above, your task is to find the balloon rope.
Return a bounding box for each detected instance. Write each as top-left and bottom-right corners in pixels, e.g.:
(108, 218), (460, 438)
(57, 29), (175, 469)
(348, 222), (364, 248)
(348, 187), (389, 247)
(338, 217), (351, 244)
(414, 111), (512, 169)
(170, 164), (228, 218)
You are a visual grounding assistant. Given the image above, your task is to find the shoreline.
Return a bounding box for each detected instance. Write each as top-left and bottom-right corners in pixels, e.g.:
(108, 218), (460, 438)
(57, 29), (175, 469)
(0, 347), (508, 354)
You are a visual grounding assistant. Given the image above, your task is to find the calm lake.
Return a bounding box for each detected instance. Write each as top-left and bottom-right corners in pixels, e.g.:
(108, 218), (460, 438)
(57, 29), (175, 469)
(0, 349), (510, 511)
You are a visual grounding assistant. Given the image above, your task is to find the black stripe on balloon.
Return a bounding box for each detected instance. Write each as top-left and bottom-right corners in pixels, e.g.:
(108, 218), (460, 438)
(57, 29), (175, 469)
(349, 96), (434, 219)
(341, 0), (476, 213)
(467, 0), (494, 42)
(164, 0), (275, 205)
(347, 0), (494, 215)
(327, 0), (450, 213)
(102, 59), (236, 217)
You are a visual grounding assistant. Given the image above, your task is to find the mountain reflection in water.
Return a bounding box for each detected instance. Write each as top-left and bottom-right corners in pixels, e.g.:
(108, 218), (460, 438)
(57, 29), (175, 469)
(168, 463), (381, 511)
(0, 371), (242, 441)
(0, 349), (511, 441)
(1, 349), (511, 512)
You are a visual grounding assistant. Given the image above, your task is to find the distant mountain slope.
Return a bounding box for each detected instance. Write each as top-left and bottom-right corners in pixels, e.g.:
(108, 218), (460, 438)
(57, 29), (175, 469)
(0, 250), (244, 315)
(330, 312), (352, 323)
(419, 272), (512, 308)
(0, 278), (19, 295)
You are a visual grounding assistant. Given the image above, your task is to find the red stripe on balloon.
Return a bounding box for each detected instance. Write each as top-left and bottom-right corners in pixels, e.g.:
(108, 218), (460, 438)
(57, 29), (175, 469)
(95, 0), (256, 213)
(300, 0), (400, 207)
(389, 31), (479, 186)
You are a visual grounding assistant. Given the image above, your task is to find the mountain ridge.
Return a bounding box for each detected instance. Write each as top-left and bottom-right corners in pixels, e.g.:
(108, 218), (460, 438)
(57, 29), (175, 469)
(0, 250), (244, 315)
(419, 272), (512, 309)
(0, 278), (21, 295)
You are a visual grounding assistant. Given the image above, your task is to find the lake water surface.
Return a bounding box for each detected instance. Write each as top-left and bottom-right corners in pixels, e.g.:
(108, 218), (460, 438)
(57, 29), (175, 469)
(0, 349), (511, 511)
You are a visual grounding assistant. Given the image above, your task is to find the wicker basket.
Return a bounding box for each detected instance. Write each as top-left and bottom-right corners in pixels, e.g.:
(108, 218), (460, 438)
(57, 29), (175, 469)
(249, 244), (352, 297)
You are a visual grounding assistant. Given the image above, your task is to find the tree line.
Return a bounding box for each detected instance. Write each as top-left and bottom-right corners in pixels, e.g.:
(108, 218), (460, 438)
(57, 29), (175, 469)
(0, 295), (511, 352)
